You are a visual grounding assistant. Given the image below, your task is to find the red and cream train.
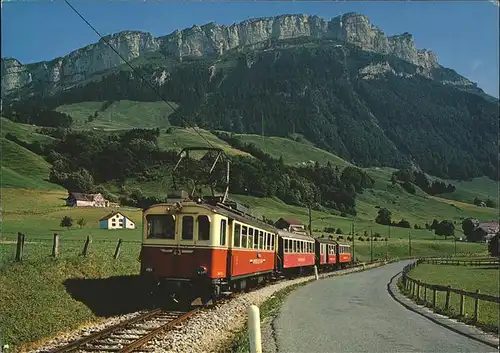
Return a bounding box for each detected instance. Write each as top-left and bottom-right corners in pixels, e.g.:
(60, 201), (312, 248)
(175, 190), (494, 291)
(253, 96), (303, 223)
(139, 194), (352, 304)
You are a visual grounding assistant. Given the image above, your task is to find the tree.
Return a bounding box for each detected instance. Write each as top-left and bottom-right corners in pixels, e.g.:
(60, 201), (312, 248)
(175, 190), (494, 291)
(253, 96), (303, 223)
(429, 219), (439, 230)
(336, 228), (343, 234)
(77, 218), (87, 229)
(60, 216), (73, 229)
(397, 219), (411, 228)
(485, 198), (496, 208)
(462, 218), (477, 236)
(434, 220), (455, 239)
(488, 233), (499, 257)
(375, 208), (392, 226)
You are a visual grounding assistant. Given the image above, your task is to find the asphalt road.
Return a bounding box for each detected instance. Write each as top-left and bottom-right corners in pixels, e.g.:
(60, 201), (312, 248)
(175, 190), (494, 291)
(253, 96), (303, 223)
(274, 260), (497, 353)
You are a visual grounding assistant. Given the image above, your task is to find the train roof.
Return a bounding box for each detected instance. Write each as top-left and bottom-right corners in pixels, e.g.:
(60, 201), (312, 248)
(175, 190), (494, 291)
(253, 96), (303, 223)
(277, 229), (315, 241)
(144, 200), (277, 233)
(315, 237), (339, 245)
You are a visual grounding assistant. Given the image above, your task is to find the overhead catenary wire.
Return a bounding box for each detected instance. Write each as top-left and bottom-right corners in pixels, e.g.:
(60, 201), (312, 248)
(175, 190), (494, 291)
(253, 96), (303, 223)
(63, 0), (217, 151)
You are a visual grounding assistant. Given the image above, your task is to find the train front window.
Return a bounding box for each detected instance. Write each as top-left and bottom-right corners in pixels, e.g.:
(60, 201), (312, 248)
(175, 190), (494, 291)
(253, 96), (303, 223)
(182, 216), (194, 240)
(220, 219), (227, 246)
(198, 215), (210, 241)
(146, 214), (175, 239)
(234, 223), (241, 247)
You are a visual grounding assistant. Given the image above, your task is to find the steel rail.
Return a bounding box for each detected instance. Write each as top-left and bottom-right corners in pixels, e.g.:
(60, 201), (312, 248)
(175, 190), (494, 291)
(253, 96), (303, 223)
(119, 308), (200, 353)
(51, 308), (163, 353)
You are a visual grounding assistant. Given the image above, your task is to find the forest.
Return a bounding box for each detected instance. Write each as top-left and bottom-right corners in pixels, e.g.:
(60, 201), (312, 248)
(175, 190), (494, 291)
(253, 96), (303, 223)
(39, 128), (374, 215)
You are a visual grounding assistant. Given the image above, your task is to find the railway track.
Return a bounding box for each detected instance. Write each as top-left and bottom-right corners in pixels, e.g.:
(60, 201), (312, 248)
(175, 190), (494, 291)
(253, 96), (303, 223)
(47, 308), (199, 353)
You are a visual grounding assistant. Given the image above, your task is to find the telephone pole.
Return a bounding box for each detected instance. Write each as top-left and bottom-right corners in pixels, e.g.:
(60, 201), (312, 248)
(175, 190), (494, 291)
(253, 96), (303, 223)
(308, 203), (312, 236)
(370, 228), (373, 262)
(351, 220), (355, 264)
(408, 230), (412, 257)
(386, 237), (389, 260)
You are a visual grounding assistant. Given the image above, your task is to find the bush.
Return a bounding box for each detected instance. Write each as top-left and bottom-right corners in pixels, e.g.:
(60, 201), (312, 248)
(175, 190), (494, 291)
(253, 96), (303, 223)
(358, 237), (365, 241)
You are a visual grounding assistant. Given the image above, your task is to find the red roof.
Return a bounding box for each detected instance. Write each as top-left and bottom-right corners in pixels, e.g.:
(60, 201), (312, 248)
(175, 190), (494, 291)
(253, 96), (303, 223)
(278, 217), (303, 226)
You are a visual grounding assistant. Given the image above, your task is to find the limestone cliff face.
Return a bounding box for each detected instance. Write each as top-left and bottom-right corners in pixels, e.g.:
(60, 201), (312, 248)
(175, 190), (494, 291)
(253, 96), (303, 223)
(2, 31), (158, 96)
(0, 13), (452, 96)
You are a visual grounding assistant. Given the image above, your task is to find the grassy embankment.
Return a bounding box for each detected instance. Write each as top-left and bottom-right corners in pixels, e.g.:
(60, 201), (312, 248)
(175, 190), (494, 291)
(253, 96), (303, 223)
(406, 262), (500, 333)
(0, 102), (496, 350)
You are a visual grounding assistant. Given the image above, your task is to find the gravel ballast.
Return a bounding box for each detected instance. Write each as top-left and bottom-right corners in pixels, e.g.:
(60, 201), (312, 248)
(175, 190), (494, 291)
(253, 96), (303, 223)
(26, 262), (386, 353)
(143, 262), (385, 353)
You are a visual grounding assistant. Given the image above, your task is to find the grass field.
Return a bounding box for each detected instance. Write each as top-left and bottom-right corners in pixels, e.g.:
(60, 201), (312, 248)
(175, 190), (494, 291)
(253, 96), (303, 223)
(233, 133), (352, 168)
(407, 263), (499, 332)
(1, 138), (63, 190)
(55, 100), (178, 129)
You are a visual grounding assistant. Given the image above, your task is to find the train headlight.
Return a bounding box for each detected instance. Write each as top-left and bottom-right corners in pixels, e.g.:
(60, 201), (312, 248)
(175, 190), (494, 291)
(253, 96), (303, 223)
(145, 267), (153, 272)
(196, 266), (208, 275)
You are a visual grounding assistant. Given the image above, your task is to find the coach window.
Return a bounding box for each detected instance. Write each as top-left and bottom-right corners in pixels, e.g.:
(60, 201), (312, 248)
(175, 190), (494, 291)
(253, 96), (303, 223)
(220, 219), (227, 246)
(250, 228), (257, 249)
(271, 234), (275, 251)
(242, 226), (248, 248)
(182, 216), (194, 240)
(197, 215), (210, 241)
(284, 239), (289, 253)
(259, 231), (264, 250)
(233, 223), (241, 247)
(146, 214), (175, 239)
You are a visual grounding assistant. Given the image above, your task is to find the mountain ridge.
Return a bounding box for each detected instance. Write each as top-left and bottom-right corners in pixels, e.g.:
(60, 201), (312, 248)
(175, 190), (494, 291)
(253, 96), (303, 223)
(1, 12), (479, 98)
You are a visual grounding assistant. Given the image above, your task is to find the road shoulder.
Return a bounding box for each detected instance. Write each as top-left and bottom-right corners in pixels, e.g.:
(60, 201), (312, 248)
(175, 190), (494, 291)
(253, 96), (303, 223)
(387, 271), (499, 349)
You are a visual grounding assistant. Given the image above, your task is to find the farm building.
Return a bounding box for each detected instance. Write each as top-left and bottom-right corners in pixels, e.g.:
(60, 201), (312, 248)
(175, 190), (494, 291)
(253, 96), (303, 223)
(66, 192), (109, 207)
(474, 221), (500, 243)
(99, 211), (136, 230)
(275, 217), (308, 236)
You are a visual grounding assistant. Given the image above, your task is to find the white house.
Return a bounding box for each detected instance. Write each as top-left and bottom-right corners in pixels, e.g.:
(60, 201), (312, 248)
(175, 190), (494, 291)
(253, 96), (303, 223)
(99, 211), (136, 230)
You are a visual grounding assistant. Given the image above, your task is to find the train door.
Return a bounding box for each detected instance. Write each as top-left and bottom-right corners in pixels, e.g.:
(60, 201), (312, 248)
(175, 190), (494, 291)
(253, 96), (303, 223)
(227, 220), (235, 278)
(321, 244), (327, 263)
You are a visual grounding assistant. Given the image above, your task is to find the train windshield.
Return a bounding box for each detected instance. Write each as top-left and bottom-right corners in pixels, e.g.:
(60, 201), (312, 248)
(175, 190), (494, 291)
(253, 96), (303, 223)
(146, 214), (175, 239)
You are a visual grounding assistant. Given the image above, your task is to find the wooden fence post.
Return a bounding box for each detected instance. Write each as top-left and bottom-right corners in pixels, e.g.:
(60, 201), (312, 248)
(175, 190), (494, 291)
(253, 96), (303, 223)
(445, 286), (451, 311)
(416, 282), (420, 300)
(52, 233), (60, 258)
(459, 293), (465, 316)
(473, 289), (480, 322)
(15, 232), (25, 262)
(82, 235), (92, 257)
(423, 285), (427, 303)
(113, 239), (123, 259)
(432, 288), (436, 308)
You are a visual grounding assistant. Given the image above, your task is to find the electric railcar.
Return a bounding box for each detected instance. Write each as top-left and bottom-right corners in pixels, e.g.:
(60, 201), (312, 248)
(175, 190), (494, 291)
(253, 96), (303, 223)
(140, 196), (352, 304)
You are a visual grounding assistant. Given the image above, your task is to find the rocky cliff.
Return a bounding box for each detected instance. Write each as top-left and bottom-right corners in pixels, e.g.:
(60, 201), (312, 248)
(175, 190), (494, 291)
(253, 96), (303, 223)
(1, 13), (459, 97)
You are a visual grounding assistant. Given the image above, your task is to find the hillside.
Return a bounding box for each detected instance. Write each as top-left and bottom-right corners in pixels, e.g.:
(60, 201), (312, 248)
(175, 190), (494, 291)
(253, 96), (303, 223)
(3, 113), (496, 229)
(2, 13), (499, 183)
(3, 42), (498, 182)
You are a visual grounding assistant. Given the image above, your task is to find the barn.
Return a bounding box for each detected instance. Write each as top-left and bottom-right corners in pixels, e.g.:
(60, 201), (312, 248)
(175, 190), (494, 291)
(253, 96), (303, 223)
(66, 192), (109, 207)
(99, 211), (136, 230)
(275, 217), (308, 236)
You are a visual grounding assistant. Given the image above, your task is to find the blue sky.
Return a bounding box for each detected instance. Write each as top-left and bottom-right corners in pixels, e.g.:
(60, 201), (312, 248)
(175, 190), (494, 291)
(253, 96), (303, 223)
(2, 1), (499, 97)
